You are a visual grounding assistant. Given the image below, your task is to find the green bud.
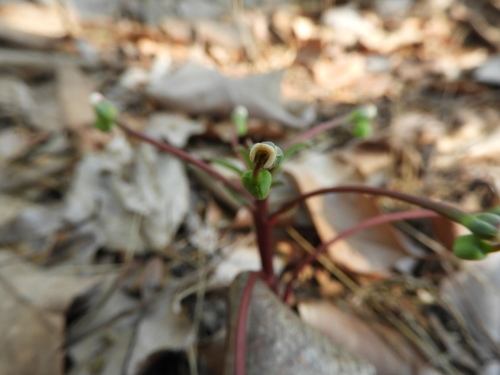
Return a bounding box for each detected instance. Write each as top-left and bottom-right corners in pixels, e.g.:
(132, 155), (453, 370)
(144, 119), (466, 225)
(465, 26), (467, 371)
(453, 235), (487, 260)
(241, 170), (272, 200)
(349, 104), (377, 122)
(488, 206), (500, 216)
(475, 212), (500, 226)
(90, 93), (117, 132)
(462, 214), (499, 240)
(352, 118), (372, 138)
(232, 105), (249, 137)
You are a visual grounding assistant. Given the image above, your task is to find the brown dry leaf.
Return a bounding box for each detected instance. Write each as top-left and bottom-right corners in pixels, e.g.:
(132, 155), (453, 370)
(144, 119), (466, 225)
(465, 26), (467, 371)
(194, 20), (243, 50)
(0, 250), (100, 375)
(312, 55), (366, 92)
(56, 65), (96, 131)
(298, 300), (428, 375)
(0, 3), (67, 39)
(285, 150), (410, 274)
(147, 62), (315, 128)
(225, 272), (375, 375)
(160, 18), (193, 44)
(0, 22), (59, 50)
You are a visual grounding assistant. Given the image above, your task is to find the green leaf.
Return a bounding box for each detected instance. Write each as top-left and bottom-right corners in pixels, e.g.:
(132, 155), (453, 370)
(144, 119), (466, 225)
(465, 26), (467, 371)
(241, 170), (272, 200)
(235, 145), (253, 169)
(283, 142), (309, 161)
(211, 158), (244, 176)
(488, 206), (500, 216)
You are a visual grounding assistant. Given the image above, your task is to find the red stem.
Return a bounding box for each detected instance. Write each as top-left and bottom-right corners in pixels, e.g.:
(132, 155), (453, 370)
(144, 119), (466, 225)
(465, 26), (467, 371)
(115, 118), (254, 203)
(283, 209), (440, 302)
(269, 185), (466, 226)
(234, 271), (262, 375)
(253, 198), (277, 289)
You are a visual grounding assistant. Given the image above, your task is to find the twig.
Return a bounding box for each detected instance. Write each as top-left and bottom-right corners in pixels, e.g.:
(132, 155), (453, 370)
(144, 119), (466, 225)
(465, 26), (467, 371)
(270, 185), (466, 225)
(115, 118), (254, 203)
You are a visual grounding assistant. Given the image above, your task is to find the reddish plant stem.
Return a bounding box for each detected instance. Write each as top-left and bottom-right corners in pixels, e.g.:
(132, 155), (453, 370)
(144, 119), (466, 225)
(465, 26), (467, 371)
(253, 197), (277, 289)
(284, 113), (350, 149)
(234, 271), (262, 375)
(269, 185), (467, 226)
(115, 118), (254, 203)
(283, 209), (440, 302)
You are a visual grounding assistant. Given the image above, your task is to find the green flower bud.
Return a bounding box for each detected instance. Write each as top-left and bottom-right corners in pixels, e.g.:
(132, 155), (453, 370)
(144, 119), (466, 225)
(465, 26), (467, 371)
(352, 118), (372, 138)
(249, 142), (283, 170)
(462, 214), (499, 240)
(241, 170), (272, 200)
(232, 105), (249, 137)
(90, 93), (117, 132)
(453, 235), (487, 260)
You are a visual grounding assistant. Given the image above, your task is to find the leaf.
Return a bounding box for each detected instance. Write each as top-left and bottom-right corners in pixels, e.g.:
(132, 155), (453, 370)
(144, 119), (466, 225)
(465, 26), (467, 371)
(147, 62), (315, 128)
(298, 300), (428, 375)
(0, 251), (100, 375)
(211, 158), (244, 176)
(241, 170), (272, 200)
(284, 150), (417, 274)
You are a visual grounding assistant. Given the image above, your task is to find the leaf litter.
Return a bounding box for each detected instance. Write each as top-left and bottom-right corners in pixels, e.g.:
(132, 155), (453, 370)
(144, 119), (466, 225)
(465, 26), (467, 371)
(1, 0), (500, 374)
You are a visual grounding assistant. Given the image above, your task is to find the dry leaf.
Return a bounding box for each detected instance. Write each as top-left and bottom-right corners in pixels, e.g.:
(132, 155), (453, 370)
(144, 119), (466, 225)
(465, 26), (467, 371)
(147, 113), (205, 148)
(147, 62), (315, 128)
(0, 3), (67, 38)
(56, 65), (96, 131)
(441, 253), (500, 348)
(0, 250), (100, 375)
(64, 132), (189, 252)
(285, 150), (410, 274)
(299, 300), (427, 375)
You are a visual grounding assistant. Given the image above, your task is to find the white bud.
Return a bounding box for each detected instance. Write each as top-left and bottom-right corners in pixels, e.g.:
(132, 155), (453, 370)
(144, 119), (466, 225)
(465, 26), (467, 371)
(89, 92), (104, 105)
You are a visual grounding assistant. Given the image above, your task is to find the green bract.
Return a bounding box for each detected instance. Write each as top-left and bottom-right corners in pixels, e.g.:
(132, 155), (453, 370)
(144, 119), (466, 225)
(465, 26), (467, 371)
(462, 214), (499, 240)
(90, 93), (117, 132)
(241, 170), (272, 200)
(453, 235), (487, 260)
(352, 119), (372, 138)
